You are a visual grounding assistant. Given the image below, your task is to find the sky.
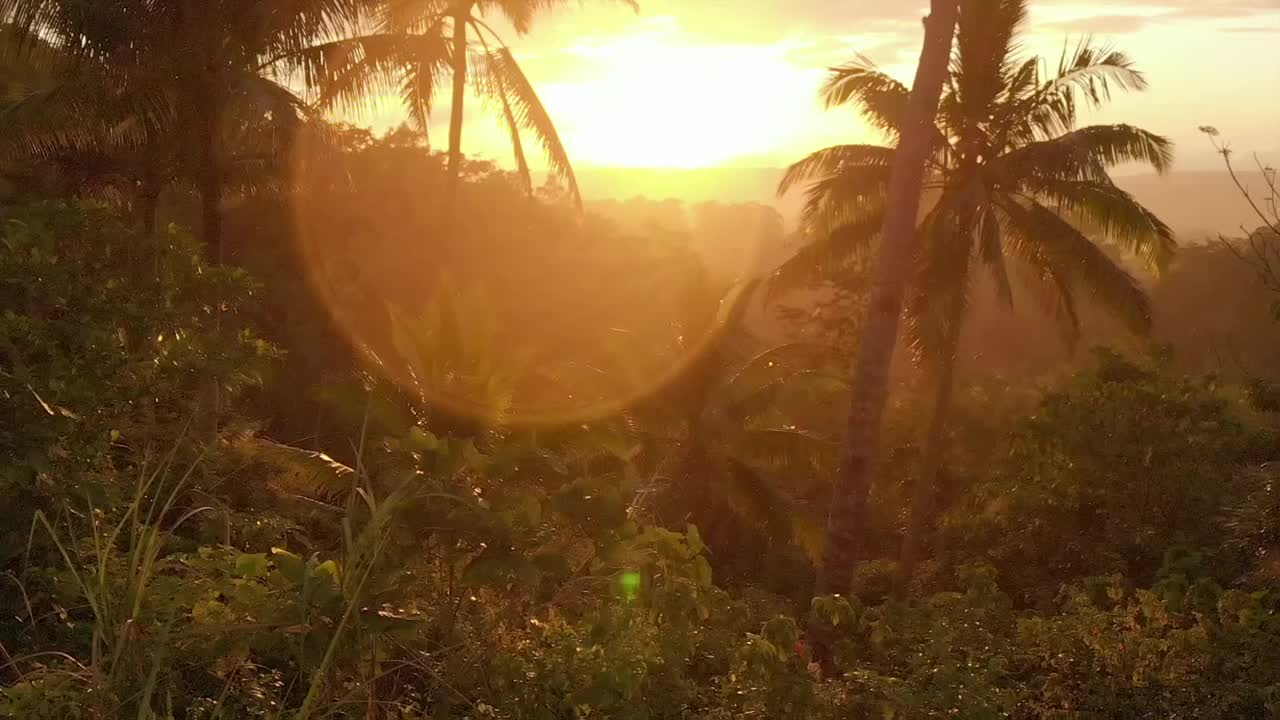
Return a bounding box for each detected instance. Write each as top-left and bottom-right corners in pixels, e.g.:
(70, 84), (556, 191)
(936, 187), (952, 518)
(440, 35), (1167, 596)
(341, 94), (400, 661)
(352, 0), (1280, 173)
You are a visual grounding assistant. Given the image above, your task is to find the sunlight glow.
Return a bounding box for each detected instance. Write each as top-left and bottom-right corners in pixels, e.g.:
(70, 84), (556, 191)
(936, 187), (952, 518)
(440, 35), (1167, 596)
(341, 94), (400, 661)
(531, 17), (908, 169)
(537, 24), (827, 168)
(382, 15), (887, 170)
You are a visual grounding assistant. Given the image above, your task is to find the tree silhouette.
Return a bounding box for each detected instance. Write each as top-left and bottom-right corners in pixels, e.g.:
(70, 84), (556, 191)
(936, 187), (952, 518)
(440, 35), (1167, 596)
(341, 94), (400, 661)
(778, 0), (1175, 594)
(294, 0), (636, 226)
(1202, 127), (1280, 315)
(635, 274), (840, 572)
(790, 0), (959, 667)
(0, 0), (363, 258)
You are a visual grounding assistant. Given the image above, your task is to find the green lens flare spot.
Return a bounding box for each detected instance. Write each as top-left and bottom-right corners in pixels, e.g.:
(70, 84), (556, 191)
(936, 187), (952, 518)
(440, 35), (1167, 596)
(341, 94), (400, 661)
(620, 571), (641, 600)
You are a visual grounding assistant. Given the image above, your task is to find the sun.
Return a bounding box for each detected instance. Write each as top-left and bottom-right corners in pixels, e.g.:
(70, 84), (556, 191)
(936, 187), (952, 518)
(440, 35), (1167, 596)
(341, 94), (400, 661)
(531, 28), (840, 169)
(340, 17), (882, 172)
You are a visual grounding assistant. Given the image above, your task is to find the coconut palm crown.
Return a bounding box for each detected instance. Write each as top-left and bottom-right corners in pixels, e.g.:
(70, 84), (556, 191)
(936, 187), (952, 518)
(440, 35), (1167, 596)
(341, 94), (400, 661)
(777, 0), (1176, 364)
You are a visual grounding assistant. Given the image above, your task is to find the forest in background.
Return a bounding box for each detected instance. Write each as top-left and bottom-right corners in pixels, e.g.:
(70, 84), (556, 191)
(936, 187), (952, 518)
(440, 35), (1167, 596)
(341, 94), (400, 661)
(2, 0), (1280, 718)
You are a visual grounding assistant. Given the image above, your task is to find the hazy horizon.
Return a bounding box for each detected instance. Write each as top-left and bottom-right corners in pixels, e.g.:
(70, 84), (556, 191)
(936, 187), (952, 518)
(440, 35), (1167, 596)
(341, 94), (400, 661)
(348, 0), (1280, 175)
(570, 165), (1272, 239)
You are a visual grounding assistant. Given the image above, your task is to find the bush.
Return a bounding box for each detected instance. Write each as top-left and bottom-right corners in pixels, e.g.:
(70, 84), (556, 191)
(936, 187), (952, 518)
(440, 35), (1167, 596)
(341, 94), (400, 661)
(0, 202), (275, 554)
(948, 349), (1276, 603)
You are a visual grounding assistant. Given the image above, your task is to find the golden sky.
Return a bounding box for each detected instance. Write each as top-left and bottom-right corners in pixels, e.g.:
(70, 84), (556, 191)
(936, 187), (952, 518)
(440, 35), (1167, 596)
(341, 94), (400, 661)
(356, 0), (1280, 172)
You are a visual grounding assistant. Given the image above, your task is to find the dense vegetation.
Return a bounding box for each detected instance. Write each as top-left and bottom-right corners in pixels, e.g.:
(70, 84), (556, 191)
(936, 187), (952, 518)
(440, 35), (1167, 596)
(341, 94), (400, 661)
(2, 0), (1280, 718)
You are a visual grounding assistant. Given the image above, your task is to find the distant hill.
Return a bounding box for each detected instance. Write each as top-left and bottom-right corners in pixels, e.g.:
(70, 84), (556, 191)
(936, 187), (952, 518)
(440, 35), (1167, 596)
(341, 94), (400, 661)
(1113, 171), (1272, 241)
(579, 165), (1280, 383)
(577, 167), (805, 227)
(577, 166), (1269, 240)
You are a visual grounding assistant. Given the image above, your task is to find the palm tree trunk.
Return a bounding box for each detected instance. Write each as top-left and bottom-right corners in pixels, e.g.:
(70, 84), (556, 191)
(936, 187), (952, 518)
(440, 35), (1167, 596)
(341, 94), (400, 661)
(808, 0), (959, 667)
(139, 184), (161, 238)
(195, 78), (224, 263)
(138, 162), (163, 237)
(199, 146), (224, 261)
(185, 0), (225, 263)
(896, 333), (960, 596)
(445, 1), (472, 223)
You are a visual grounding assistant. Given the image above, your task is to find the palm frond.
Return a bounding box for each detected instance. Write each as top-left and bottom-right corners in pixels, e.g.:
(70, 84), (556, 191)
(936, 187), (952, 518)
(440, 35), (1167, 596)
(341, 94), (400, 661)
(722, 458), (795, 540)
(998, 195), (1152, 337)
(821, 56), (911, 138)
(977, 203), (1014, 307)
(477, 45), (581, 210)
(951, 0), (1028, 125)
(995, 124), (1174, 184)
(777, 143), (893, 197)
(720, 370), (849, 424)
(484, 0), (638, 36)
(0, 0), (65, 53)
(1001, 55), (1040, 105)
(470, 27), (533, 193)
(1008, 241), (1082, 348)
(905, 198), (974, 368)
(232, 436), (356, 503)
(728, 428), (838, 478)
(1022, 39), (1148, 139)
(1019, 176), (1176, 273)
(1047, 38), (1147, 106)
(283, 31), (450, 127)
(401, 34), (452, 129)
(377, 0), (450, 33)
(255, 1), (370, 61)
(721, 342), (843, 395)
(796, 164), (892, 235)
(712, 278), (762, 335)
(0, 74), (169, 161)
(769, 206), (884, 297)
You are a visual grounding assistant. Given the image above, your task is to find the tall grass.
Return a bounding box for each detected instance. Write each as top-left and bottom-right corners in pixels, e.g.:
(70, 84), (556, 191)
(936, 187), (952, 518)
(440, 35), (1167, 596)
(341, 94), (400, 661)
(22, 442), (211, 717)
(8, 431), (416, 719)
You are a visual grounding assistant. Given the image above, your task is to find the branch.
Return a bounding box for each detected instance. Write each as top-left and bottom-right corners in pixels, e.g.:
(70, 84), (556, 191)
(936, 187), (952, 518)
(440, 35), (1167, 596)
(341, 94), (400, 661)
(1203, 128), (1280, 293)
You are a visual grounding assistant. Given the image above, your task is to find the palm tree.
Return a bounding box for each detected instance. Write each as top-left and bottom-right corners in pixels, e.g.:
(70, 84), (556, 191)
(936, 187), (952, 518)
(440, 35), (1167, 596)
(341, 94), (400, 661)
(797, 1), (959, 670)
(295, 0), (635, 224)
(0, 13), (173, 222)
(777, 0), (1175, 593)
(0, 48), (314, 238)
(1, 0), (365, 259)
(635, 275), (842, 569)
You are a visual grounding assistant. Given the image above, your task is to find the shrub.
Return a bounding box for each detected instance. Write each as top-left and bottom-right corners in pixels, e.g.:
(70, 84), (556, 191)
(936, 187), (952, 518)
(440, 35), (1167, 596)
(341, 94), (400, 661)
(0, 202), (275, 555)
(948, 349), (1275, 603)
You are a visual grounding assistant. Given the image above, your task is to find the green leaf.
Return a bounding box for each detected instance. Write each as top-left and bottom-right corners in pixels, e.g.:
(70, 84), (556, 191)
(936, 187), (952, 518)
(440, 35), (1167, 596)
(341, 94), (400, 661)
(233, 553), (270, 579)
(312, 559), (340, 583)
(271, 548), (306, 586)
(685, 524), (705, 555)
(693, 555), (713, 589)
(407, 425), (439, 453)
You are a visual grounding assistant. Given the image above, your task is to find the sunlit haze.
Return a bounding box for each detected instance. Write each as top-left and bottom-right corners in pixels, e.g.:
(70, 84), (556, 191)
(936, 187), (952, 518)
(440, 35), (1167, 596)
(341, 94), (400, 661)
(352, 0), (1280, 173)
(10, 1), (1280, 709)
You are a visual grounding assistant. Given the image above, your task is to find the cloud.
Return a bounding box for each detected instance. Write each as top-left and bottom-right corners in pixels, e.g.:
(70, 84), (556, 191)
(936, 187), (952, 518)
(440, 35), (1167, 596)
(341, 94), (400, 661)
(658, 0), (926, 42)
(1170, 0), (1280, 17)
(781, 26), (922, 68)
(1041, 13), (1162, 34)
(1032, 1), (1280, 36)
(1054, 0), (1279, 15)
(501, 0), (927, 50)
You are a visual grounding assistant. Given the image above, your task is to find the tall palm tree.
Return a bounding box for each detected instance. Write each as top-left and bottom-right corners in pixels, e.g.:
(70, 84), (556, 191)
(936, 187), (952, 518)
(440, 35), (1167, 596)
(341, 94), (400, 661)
(1, 0), (365, 259)
(777, 0), (1175, 592)
(0, 8), (171, 220)
(0, 47), (315, 238)
(635, 275), (841, 567)
(295, 0), (635, 224)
